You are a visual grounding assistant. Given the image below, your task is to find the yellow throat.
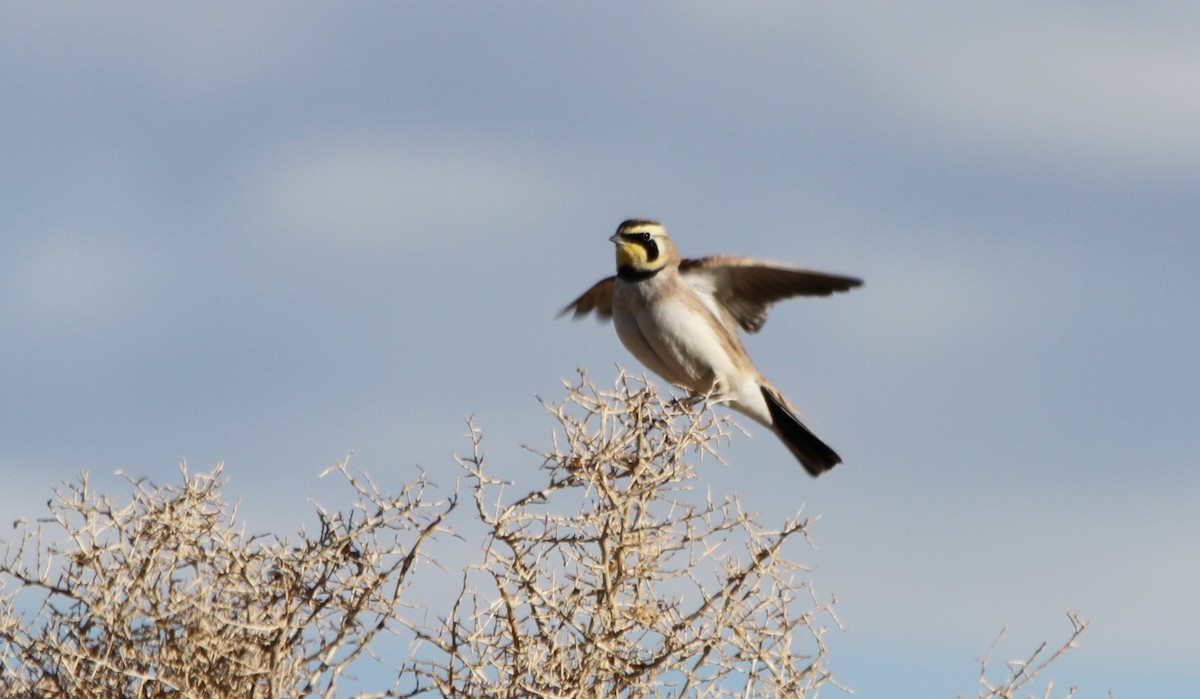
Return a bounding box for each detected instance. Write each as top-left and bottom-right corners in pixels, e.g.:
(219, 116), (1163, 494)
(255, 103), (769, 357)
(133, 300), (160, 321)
(615, 239), (652, 270)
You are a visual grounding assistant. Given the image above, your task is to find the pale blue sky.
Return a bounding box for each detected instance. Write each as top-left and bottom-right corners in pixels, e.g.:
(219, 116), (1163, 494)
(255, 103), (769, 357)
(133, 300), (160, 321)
(2, 3), (1198, 696)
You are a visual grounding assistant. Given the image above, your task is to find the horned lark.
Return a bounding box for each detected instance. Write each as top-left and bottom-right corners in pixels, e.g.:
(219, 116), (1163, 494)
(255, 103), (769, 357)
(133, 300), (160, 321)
(561, 219), (861, 476)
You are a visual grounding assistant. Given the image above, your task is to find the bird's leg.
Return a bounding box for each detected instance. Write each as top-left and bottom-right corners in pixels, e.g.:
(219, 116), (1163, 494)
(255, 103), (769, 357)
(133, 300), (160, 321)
(671, 376), (731, 412)
(667, 375), (731, 412)
(671, 393), (706, 409)
(703, 374), (735, 407)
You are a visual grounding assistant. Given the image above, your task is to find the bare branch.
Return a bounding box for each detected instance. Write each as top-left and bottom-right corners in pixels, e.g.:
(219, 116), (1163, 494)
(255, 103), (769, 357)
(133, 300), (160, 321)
(404, 370), (839, 698)
(0, 459), (453, 698)
(969, 612), (1089, 699)
(0, 368), (1089, 698)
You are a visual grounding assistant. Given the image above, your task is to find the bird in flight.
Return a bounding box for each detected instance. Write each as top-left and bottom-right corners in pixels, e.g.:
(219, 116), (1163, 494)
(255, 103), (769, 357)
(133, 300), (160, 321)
(561, 219), (861, 476)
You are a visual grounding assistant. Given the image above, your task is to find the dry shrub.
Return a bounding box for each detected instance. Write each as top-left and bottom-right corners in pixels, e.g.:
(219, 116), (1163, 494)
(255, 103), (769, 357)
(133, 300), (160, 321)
(0, 463), (453, 698)
(969, 613), (1090, 699)
(402, 371), (844, 697)
(0, 370), (1087, 698)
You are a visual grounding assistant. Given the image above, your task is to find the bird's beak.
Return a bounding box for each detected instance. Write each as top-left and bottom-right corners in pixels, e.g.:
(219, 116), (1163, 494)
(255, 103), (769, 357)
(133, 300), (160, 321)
(608, 233), (622, 244)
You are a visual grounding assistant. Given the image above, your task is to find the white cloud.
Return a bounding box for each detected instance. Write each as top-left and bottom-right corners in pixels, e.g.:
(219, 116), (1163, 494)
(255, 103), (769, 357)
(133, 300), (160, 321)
(885, 19), (1200, 172)
(1, 231), (168, 350)
(237, 130), (571, 249)
(680, 2), (1200, 174)
(0, 3), (326, 104)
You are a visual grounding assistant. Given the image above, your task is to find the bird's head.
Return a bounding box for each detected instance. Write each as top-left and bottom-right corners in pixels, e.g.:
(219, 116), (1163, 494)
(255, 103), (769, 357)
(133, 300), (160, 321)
(609, 219), (677, 279)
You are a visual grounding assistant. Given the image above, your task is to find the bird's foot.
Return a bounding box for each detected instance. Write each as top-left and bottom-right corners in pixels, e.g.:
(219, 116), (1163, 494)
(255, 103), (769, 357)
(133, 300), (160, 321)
(669, 394), (706, 410)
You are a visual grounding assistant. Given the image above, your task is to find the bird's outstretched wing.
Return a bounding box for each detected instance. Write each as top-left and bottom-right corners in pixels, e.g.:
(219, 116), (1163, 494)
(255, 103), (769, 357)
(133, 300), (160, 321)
(559, 276), (616, 320)
(680, 256), (862, 333)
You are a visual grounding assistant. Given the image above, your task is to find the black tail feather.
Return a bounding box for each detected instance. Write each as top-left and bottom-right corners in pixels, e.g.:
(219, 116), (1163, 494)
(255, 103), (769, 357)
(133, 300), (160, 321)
(760, 385), (842, 477)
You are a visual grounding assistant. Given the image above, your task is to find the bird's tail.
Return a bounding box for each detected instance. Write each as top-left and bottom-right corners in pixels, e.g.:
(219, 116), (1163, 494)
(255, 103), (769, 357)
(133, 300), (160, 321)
(760, 384), (842, 477)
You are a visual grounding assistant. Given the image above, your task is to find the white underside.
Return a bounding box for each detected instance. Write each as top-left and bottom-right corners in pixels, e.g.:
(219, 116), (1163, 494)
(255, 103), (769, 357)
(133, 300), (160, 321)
(612, 273), (772, 426)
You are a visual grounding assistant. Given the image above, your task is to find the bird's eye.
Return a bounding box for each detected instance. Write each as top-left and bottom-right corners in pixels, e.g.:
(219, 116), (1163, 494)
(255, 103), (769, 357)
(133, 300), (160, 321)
(640, 232), (652, 242)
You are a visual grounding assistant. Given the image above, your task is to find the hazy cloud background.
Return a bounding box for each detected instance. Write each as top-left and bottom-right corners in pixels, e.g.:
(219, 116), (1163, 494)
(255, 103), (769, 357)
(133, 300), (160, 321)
(2, 3), (1197, 695)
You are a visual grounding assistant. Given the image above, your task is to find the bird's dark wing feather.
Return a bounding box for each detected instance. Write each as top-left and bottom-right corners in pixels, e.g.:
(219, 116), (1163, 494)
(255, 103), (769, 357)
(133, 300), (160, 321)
(680, 256), (862, 333)
(559, 276), (616, 320)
